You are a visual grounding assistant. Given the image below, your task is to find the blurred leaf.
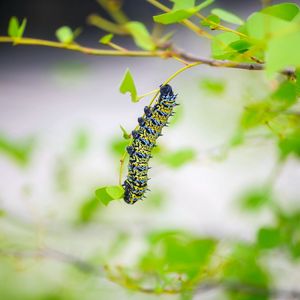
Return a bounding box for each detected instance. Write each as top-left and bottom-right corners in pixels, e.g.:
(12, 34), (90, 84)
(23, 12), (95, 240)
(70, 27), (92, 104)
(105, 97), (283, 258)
(72, 129), (90, 154)
(153, 0), (214, 24)
(278, 129), (300, 159)
(160, 148), (196, 168)
(271, 80), (297, 108)
(144, 191), (165, 209)
(229, 39), (252, 53)
(266, 31), (300, 75)
(119, 68), (138, 102)
(110, 137), (130, 157)
(246, 12), (289, 40)
(257, 227), (281, 249)
(211, 8), (244, 25)
(200, 78), (226, 95)
(8, 16), (19, 37)
(277, 211), (300, 258)
(140, 231), (217, 279)
(240, 102), (276, 129)
(99, 33), (114, 44)
(54, 158), (70, 193)
(230, 130), (244, 147)
(124, 21), (155, 51)
(171, 0), (195, 10)
(223, 243), (270, 299)
(8, 17), (27, 38)
(211, 32), (239, 59)
(55, 26), (74, 43)
(201, 14), (221, 29)
(0, 210), (6, 218)
(262, 3), (299, 21)
(119, 125), (131, 140)
(79, 196), (100, 223)
(239, 187), (272, 212)
(95, 185), (124, 206)
(0, 134), (34, 166)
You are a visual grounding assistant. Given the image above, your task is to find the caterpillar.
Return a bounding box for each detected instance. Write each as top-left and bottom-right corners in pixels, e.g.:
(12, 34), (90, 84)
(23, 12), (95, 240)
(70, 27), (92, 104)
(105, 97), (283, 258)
(123, 84), (178, 204)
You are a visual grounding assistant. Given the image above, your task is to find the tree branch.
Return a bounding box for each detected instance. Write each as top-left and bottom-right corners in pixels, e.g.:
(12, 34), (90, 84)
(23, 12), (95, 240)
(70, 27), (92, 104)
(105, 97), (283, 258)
(0, 36), (294, 76)
(1, 247), (300, 299)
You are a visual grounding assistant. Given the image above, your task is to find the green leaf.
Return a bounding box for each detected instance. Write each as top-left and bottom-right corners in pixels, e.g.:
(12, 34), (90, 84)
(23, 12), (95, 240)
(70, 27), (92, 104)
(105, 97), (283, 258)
(271, 80), (297, 108)
(0, 134), (34, 166)
(120, 125), (131, 140)
(201, 14), (221, 29)
(223, 243), (270, 291)
(99, 33), (114, 44)
(160, 148), (196, 168)
(72, 129), (90, 154)
(140, 231), (216, 279)
(211, 32), (240, 59)
(240, 102), (276, 129)
(257, 227), (281, 249)
(8, 17), (19, 37)
(262, 3), (299, 21)
(246, 12), (290, 41)
(119, 68), (138, 102)
(95, 185), (124, 206)
(171, 0), (195, 10)
(229, 39), (252, 53)
(239, 187), (272, 211)
(200, 77), (226, 95)
(154, 0), (214, 25)
(110, 137), (130, 157)
(211, 8), (244, 25)
(78, 196), (100, 223)
(8, 17), (27, 38)
(18, 18), (27, 38)
(266, 31), (300, 75)
(278, 129), (300, 159)
(124, 21), (155, 51)
(55, 26), (74, 44)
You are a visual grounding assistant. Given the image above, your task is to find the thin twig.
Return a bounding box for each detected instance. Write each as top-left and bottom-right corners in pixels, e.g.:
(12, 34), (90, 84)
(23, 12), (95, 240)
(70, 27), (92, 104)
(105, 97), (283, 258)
(0, 36), (294, 76)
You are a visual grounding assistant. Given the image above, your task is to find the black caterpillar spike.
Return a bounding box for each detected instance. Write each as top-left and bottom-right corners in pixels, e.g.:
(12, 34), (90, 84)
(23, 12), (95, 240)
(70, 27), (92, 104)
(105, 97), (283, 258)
(123, 84), (177, 204)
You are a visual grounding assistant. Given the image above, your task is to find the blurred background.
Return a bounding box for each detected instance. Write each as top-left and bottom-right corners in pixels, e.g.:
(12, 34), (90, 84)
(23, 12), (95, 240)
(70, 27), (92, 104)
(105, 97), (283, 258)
(1, 1), (300, 299)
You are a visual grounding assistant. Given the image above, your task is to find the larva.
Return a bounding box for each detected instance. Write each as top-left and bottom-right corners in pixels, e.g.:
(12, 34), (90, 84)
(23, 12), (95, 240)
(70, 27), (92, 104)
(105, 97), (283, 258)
(123, 84), (178, 204)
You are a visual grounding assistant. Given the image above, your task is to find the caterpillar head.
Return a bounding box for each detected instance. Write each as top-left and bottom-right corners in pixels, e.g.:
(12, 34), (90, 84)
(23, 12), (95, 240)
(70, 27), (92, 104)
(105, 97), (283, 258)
(160, 84), (173, 97)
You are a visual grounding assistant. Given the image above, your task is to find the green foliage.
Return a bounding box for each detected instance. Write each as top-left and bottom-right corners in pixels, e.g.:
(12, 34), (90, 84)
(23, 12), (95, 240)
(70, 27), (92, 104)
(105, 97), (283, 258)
(78, 196), (101, 223)
(239, 187), (272, 212)
(211, 32), (240, 59)
(257, 227), (281, 249)
(99, 33), (114, 44)
(201, 14), (221, 29)
(223, 244), (270, 300)
(55, 26), (75, 44)
(200, 77), (226, 95)
(278, 129), (300, 159)
(119, 68), (138, 102)
(8, 16), (27, 38)
(0, 134), (34, 166)
(159, 148), (196, 168)
(71, 129), (90, 154)
(211, 8), (244, 25)
(124, 22), (155, 51)
(110, 137), (130, 157)
(139, 231), (217, 281)
(153, 0), (214, 24)
(95, 185), (124, 206)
